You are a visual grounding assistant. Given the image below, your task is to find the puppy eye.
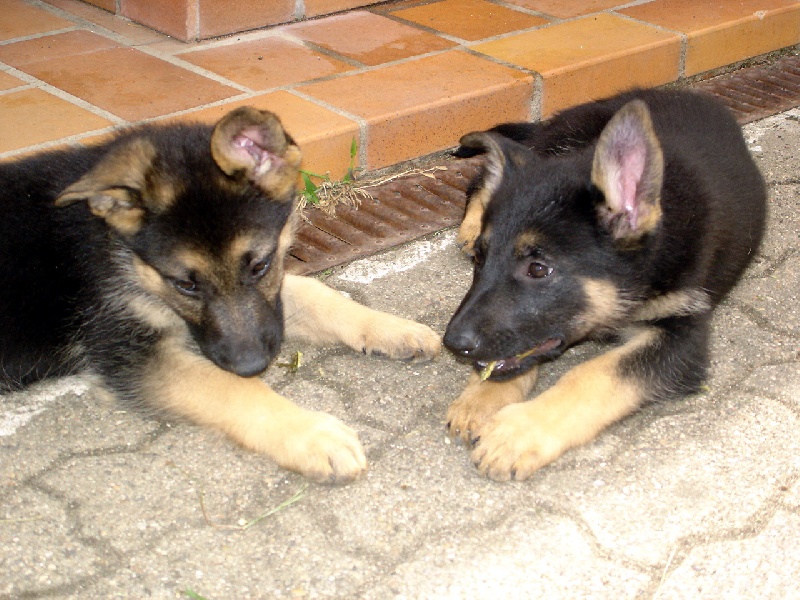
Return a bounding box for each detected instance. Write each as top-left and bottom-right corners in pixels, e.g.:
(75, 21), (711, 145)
(172, 278), (199, 296)
(251, 257), (272, 279)
(527, 262), (553, 279)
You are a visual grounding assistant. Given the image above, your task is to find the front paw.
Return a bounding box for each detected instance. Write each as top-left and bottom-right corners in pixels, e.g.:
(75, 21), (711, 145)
(469, 402), (565, 482)
(360, 316), (441, 361)
(276, 410), (367, 484)
(446, 383), (519, 444)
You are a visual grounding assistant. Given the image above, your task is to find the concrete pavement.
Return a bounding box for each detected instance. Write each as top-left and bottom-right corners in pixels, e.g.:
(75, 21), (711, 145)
(1, 109), (799, 599)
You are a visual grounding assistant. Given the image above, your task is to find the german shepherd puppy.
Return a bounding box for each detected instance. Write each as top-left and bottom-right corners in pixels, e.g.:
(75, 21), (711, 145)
(444, 89), (766, 481)
(0, 107), (440, 483)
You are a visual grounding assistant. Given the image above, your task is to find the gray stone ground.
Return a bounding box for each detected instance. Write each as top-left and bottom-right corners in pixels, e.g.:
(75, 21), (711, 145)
(1, 109), (799, 600)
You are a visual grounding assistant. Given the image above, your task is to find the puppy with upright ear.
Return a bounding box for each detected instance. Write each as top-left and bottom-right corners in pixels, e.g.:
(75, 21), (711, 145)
(445, 88), (766, 481)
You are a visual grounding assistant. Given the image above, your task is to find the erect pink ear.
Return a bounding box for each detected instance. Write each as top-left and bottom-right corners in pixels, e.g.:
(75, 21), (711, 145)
(591, 99), (664, 244)
(210, 107), (302, 201)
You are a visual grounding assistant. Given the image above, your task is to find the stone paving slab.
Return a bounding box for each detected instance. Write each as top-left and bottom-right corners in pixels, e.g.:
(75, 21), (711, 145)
(1, 110), (799, 599)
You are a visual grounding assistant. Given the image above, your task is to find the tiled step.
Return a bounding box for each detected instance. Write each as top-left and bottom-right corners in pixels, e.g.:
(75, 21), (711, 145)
(1, 0), (799, 179)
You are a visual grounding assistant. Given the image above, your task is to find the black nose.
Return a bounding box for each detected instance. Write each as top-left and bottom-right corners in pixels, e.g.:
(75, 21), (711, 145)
(227, 351), (269, 378)
(443, 326), (479, 357)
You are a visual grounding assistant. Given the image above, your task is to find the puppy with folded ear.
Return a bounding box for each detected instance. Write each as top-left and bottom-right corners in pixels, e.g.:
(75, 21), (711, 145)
(0, 107), (441, 484)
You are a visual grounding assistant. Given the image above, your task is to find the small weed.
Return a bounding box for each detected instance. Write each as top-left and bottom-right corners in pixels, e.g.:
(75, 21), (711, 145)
(298, 138), (369, 214)
(183, 591), (210, 600)
(297, 137), (449, 215)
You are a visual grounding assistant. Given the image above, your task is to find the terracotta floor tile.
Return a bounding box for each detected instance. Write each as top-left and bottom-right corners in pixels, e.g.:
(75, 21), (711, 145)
(619, 0), (800, 76)
(390, 0), (549, 41)
(502, 0), (627, 19)
(0, 88), (112, 153)
(82, 0), (114, 10)
(0, 30), (118, 67)
(0, 71), (25, 92)
(199, 0), (295, 39)
(472, 13), (681, 116)
(181, 91), (360, 179)
(0, 31), (239, 122)
(305, 0), (373, 18)
(298, 50), (533, 169)
(121, 0), (193, 41)
(178, 37), (355, 91)
(44, 0), (171, 46)
(0, 0), (73, 42)
(284, 11), (457, 66)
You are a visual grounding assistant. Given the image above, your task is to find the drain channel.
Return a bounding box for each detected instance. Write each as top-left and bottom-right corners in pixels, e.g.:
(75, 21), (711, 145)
(288, 54), (800, 276)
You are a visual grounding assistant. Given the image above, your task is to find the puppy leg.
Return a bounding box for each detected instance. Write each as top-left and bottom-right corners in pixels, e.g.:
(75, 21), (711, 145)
(282, 275), (440, 360)
(146, 340), (366, 483)
(446, 369), (538, 444)
(471, 328), (659, 481)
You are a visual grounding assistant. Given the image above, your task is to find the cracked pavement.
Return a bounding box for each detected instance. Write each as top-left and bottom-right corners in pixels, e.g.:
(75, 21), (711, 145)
(1, 109), (799, 599)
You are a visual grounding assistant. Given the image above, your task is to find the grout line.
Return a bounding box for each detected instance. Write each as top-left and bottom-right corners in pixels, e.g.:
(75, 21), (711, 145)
(0, 26), (79, 47)
(0, 65), (126, 125)
(611, 11), (688, 78)
(287, 88), (369, 168)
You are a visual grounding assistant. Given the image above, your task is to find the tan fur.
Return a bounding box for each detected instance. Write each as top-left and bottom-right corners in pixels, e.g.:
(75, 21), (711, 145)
(134, 273), (440, 482)
(634, 289), (711, 321)
(574, 277), (629, 336)
(468, 327), (658, 481)
(514, 231), (541, 257)
(282, 275), (441, 360)
(144, 338), (367, 483)
(447, 369), (538, 443)
(55, 138), (179, 236)
(457, 190), (486, 256)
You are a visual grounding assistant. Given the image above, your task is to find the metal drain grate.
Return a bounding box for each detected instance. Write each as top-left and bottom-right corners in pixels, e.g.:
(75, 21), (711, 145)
(287, 54), (800, 275)
(693, 53), (800, 123)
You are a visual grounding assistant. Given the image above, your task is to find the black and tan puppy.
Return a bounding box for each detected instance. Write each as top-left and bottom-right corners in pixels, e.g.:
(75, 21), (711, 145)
(0, 107), (440, 483)
(444, 89), (766, 481)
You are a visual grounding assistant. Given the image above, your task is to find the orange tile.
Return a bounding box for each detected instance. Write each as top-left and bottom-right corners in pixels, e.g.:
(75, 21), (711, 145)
(0, 88), (112, 153)
(199, 0), (295, 39)
(471, 13), (681, 116)
(0, 71), (25, 92)
(502, 0), (627, 19)
(298, 50), (533, 169)
(178, 37), (355, 91)
(45, 0), (169, 45)
(120, 0), (192, 41)
(305, 0), (377, 18)
(0, 31), (239, 121)
(0, 0), (73, 42)
(618, 0), (800, 76)
(0, 29), (117, 67)
(391, 0), (549, 41)
(78, 0), (114, 10)
(181, 91), (360, 179)
(285, 11), (457, 66)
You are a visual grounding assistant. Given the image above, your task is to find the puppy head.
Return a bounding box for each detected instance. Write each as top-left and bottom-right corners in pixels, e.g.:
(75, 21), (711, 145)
(56, 107), (302, 376)
(445, 102), (665, 379)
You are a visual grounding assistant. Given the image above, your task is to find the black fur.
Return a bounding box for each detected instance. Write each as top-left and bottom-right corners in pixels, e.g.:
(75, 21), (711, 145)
(445, 88), (766, 402)
(0, 116), (293, 406)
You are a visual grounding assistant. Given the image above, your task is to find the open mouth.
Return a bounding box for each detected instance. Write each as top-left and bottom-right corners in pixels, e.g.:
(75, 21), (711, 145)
(476, 337), (563, 381)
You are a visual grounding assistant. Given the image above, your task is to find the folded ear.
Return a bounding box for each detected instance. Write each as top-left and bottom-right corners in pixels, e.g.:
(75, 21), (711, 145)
(591, 99), (664, 245)
(456, 132), (512, 254)
(210, 107), (302, 201)
(55, 138), (157, 237)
